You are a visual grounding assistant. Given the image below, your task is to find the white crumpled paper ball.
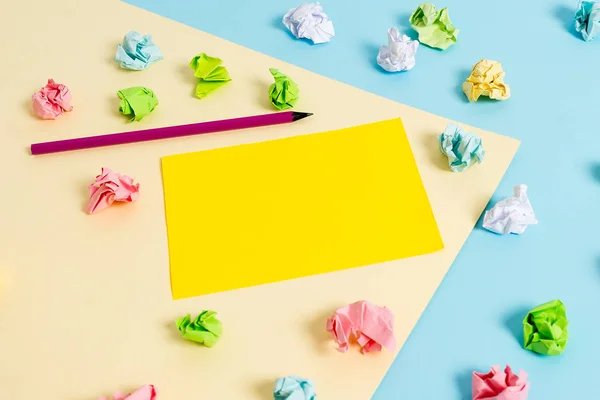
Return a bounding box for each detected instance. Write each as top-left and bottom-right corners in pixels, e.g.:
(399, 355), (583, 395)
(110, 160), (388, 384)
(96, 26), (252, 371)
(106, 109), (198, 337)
(483, 184), (538, 235)
(282, 2), (335, 44)
(377, 28), (419, 72)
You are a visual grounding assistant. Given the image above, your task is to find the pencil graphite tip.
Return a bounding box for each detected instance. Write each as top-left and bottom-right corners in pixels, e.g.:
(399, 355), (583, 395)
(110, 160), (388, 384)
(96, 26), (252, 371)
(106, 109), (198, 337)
(291, 112), (313, 122)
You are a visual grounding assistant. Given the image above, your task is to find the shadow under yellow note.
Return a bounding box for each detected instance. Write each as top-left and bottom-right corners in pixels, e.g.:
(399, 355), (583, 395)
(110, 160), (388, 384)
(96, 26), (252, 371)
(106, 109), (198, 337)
(161, 118), (444, 299)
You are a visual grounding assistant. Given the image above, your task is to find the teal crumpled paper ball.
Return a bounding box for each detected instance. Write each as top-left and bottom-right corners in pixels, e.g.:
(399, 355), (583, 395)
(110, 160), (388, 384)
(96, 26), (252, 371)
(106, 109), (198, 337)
(273, 376), (316, 400)
(575, 1), (600, 42)
(114, 30), (163, 70)
(438, 123), (485, 172)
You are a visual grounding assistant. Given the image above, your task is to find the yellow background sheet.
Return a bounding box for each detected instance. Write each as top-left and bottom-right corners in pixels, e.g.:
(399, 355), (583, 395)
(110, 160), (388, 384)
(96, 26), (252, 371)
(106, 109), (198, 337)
(162, 118), (443, 298)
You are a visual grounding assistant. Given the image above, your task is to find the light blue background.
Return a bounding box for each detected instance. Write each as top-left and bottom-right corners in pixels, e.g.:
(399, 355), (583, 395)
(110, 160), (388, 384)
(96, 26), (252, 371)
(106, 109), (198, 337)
(123, 0), (600, 398)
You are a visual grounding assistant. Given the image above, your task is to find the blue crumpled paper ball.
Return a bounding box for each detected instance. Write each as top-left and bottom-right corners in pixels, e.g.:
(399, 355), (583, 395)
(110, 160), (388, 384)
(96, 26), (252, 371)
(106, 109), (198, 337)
(273, 376), (316, 400)
(114, 30), (164, 70)
(575, 1), (600, 41)
(438, 123), (485, 172)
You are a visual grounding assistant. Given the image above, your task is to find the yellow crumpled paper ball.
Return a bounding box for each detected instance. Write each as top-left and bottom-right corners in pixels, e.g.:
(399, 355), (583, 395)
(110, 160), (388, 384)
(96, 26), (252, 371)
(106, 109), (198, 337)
(462, 59), (510, 102)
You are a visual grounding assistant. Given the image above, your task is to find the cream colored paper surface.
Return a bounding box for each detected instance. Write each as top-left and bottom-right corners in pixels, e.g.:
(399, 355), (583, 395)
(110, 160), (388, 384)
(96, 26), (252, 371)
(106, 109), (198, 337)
(0, 1), (519, 399)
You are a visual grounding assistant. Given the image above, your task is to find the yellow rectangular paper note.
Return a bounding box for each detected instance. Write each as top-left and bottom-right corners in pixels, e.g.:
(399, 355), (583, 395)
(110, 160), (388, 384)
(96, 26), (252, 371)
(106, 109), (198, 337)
(161, 118), (444, 299)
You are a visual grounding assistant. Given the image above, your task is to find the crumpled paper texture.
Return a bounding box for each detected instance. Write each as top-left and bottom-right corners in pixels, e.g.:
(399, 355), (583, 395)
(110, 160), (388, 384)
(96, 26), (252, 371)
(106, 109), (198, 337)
(439, 124), (484, 172)
(97, 384), (156, 400)
(473, 365), (530, 400)
(283, 2), (335, 44)
(376, 28), (419, 72)
(269, 68), (300, 110)
(31, 78), (73, 120)
(86, 168), (140, 215)
(176, 311), (222, 347)
(114, 30), (163, 70)
(273, 376), (316, 400)
(326, 300), (396, 353)
(409, 2), (458, 50)
(117, 86), (158, 121)
(523, 299), (568, 356)
(483, 184), (538, 235)
(463, 59), (510, 102)
(189, 53), (232, 99)
(575, 1), (600, 41)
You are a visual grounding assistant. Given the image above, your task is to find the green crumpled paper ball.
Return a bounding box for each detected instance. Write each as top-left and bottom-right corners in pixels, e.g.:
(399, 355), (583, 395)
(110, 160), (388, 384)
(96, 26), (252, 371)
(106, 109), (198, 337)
(176, 310), (222, 347)
(188, 53), (231, 99)
(409, 2), (458, 50)
(117, 86), (158, 122)
(268, 68), (299, 110)
(523, 299), (568, 355)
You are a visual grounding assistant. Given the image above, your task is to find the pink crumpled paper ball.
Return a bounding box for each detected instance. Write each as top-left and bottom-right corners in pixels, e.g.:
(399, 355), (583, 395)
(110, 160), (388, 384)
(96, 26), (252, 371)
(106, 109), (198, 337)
(326, 300), (396, 354)
(85, 167), (140, 214)
(97, 384), (156, 400)
(31, 78), (73, 119)
(473, 365), (530, 400)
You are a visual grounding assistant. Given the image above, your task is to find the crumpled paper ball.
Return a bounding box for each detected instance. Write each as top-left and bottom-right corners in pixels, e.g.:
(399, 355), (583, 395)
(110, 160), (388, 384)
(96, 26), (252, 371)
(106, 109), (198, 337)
(114, 30), (163, 70)
(409, 2), (458, 50)
(438, 124), (485, 172)
(97, 384), (156, 400)
(85, 168), (140, 215)
(463, 59), (510, 102)
(283, 2), (335, 44)
(575, 1), (600, 41)
(326, 300), (396, 354)
(117, 86), (158, 121)
(523, 299), (568, 356)
(31, 79), (73, 120)
(176, 310), (222, 347)
(472, 365), (530, 400)
(273, 376), (316, 400)
(189, 53), (232, 99)
(376, 28), (419, 72)
(483, 184), (538, 235)
(268, 68), (300, 110)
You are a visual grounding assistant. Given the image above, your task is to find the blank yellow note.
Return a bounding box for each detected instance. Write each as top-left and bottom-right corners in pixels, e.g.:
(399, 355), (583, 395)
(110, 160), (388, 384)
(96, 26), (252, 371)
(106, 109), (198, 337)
(161, 118), (444, 299)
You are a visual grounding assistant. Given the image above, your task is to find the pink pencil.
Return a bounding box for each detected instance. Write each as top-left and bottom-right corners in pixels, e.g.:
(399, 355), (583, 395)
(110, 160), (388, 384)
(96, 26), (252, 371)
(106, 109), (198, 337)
(30, 111), (313, 155)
